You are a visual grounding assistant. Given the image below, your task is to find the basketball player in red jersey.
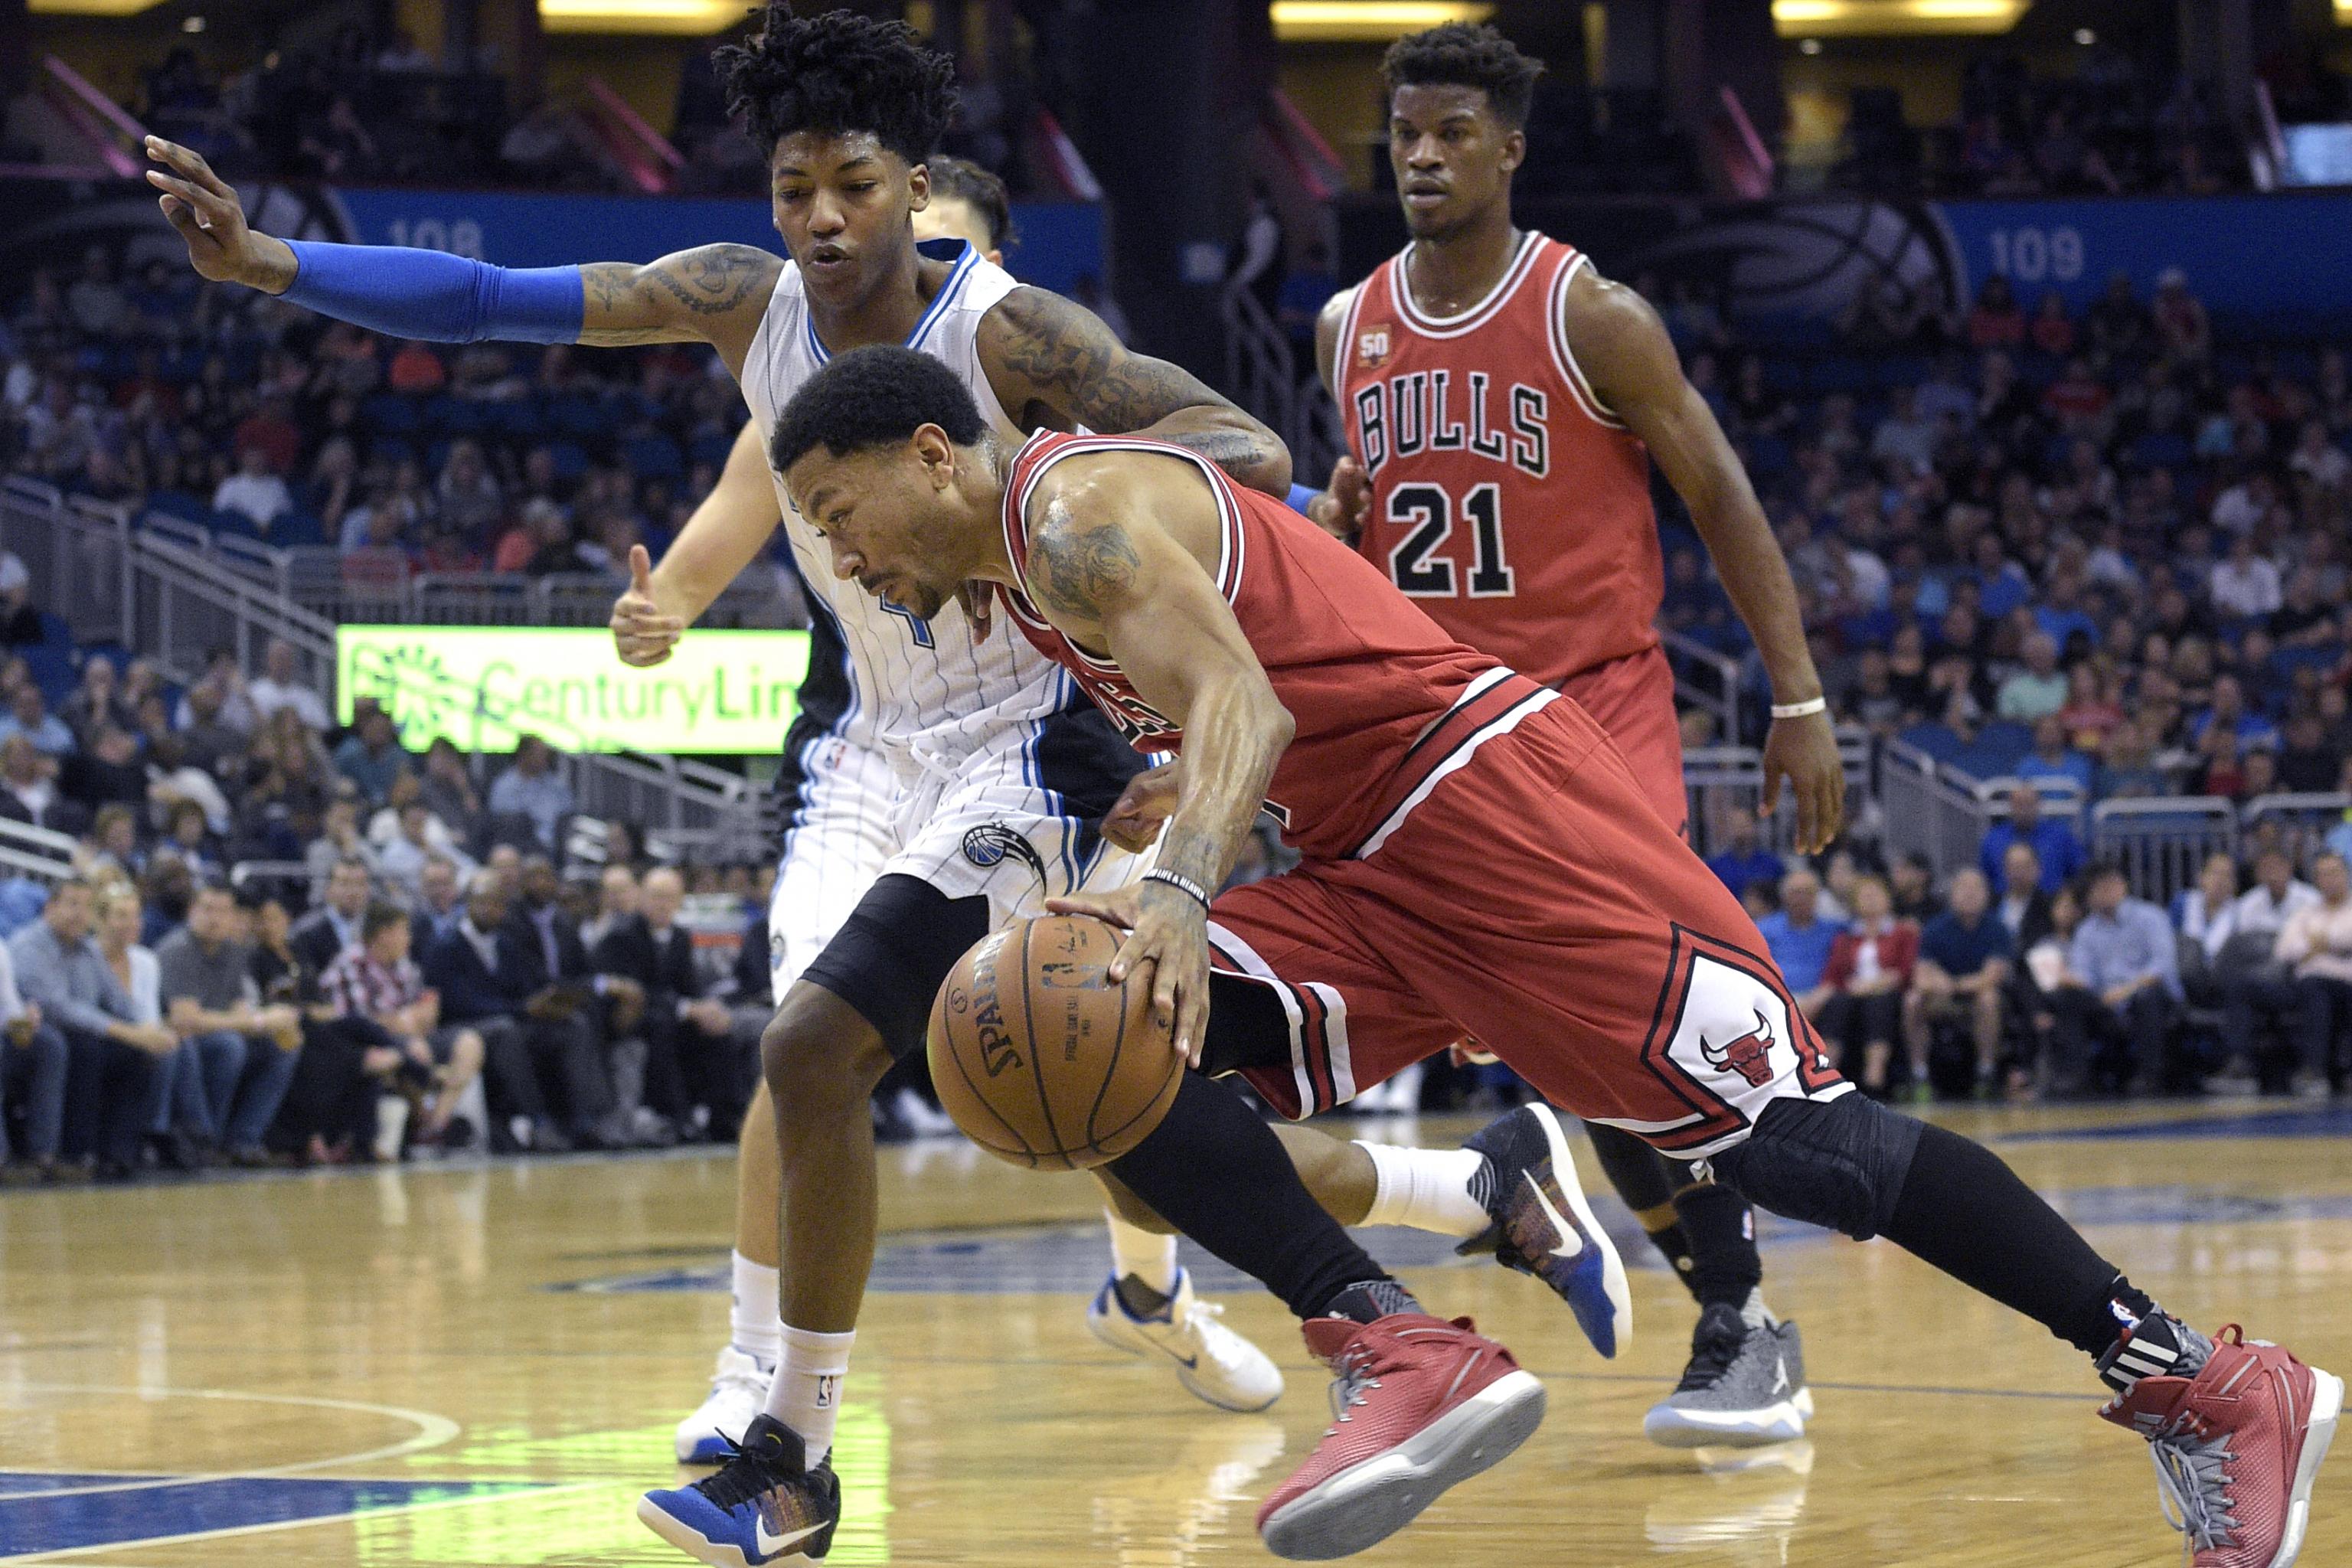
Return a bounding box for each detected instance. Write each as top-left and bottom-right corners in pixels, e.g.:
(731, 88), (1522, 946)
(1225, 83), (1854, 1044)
(1302, 22), (1841, 1446)
(769, 345), (2337, 1567)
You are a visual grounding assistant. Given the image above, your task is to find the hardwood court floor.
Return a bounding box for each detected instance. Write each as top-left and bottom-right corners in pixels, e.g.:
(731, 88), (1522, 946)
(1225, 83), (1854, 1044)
(5, 1102), (2350, 1567)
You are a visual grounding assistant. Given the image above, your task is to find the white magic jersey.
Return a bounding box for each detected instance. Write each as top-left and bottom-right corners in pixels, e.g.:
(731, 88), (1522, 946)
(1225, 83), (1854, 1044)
(740, 239), (1072, 764)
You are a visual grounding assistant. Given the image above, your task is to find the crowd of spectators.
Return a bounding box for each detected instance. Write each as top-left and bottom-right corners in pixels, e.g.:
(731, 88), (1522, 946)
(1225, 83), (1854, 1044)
(1828, 47), (2324, 198)
(2, 248), (753, 590)
(0, 593), (775, 1181)
(1715, 839), (2352, 1107)
(1658, 263), (2352, 827)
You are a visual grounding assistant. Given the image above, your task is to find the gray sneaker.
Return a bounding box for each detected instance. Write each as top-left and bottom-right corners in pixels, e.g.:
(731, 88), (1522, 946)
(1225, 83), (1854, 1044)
(1643, 1303), (1814, 1449)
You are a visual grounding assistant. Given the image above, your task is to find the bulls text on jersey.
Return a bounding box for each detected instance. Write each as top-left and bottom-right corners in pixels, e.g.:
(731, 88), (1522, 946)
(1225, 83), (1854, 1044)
(1350, 370), (1548, 480)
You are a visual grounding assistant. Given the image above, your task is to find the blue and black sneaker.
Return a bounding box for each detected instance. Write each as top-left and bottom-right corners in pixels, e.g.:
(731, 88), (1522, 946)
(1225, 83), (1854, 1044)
(1455, 1102), (1633, 1359)
(637, 1413), (840, 1566)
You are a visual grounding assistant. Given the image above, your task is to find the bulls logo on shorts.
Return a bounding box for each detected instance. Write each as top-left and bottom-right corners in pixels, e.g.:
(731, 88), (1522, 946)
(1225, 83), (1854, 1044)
(1700, 1009), (1779, 1089)
(1625, 926), (1847, 1158)
(961, 823), (1050, 884)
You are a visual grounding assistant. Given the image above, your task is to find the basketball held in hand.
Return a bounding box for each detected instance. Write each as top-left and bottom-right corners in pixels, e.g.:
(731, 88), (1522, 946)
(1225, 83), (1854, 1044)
(926, 915), (1181, 1171)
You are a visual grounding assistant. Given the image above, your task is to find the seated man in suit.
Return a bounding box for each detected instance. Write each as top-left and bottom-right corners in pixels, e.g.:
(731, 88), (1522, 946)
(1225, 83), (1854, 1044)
(290, 855), (374, 973)
(594, 866), (746, 1142)
(420, 870), (613, 1152)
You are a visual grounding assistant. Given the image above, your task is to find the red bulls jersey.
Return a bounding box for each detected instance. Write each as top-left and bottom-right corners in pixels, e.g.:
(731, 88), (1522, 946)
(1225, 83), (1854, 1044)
(997, 432), (1561, 862)
(1334, 232), (1663, 686)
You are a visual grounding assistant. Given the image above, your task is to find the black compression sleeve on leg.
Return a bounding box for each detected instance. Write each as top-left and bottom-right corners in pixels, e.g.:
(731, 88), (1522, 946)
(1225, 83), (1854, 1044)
(1881, 1119), (2130, 1355)
(1585, 1119), (1703, 1298)
(1107, 1069), (1390, 1321)
(1673, 1181), (1765, 1312)
(1583, 1119), (1678, 1212)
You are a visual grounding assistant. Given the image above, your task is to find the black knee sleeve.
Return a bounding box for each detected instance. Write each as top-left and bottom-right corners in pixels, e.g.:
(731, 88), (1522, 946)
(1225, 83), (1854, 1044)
(1583, 1119), (1680, 1215)
(1710, 1093), (1924, 1242)
(798, 874), (992, 1061)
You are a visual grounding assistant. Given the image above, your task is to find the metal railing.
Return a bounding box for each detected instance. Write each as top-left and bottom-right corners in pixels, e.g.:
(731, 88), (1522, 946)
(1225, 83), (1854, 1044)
(2241, 792), (2352, 871)
(2, 484), (766, 859)
(0, 818), (79, 885)
(1223, 284), (1298, 465)
(2091, 797), (2239, 908)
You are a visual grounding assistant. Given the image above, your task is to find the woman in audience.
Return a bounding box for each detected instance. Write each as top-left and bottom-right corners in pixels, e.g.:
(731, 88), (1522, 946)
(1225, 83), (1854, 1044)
(1814, 874), (1922, 1097)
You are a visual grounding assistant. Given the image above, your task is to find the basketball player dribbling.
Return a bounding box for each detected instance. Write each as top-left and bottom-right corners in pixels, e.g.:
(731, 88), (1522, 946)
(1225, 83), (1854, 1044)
(1301, 21), (1841, 1446)
(756, 341), (2339, 1566)
(153, 15), (1648, 1564)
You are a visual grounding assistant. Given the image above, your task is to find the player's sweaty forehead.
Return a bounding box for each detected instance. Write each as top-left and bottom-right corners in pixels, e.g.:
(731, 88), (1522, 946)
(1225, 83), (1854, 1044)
(1388, 82), (1504, 139)
(771, 129), (906, 185)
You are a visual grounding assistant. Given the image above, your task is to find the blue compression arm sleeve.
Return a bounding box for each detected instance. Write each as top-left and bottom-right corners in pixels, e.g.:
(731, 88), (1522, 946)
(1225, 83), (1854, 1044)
(1285, 483), (1319, 515)
(280, 240), (585, 345)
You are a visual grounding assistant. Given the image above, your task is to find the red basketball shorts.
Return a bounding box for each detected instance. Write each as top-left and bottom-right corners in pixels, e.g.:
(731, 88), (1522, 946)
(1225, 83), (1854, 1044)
(1558, 642), (1686, 836)
(1207, 688), (1847, 1159)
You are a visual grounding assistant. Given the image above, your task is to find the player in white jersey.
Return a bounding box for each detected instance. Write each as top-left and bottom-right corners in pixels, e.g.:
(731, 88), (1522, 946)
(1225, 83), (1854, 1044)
(625, 152), (1292, 1463)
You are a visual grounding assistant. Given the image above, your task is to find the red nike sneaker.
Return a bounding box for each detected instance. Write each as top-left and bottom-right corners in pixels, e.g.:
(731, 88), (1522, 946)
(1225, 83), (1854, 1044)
(2100, 1325), (2342, 1568)
(1256, 1313), (1546, 1560)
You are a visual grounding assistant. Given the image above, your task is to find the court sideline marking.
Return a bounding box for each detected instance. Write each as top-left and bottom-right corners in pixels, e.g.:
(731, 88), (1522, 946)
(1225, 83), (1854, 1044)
(0, 1479), (605, 1565)
(0, 1386), (459, 1502)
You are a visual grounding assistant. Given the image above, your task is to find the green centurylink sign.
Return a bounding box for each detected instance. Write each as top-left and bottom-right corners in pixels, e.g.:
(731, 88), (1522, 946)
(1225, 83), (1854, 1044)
(336, 626), (811, 754)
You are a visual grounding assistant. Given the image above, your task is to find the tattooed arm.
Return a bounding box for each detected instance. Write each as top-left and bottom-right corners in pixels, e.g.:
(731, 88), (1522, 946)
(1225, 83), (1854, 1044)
(577, 244), (782, 372)
(1028, 453), (1295, 1062)
(977, 286), (1293, 496)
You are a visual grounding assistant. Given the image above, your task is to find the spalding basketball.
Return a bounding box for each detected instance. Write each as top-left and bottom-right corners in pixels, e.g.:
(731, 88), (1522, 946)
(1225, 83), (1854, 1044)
(926, 915), (1180, 1171)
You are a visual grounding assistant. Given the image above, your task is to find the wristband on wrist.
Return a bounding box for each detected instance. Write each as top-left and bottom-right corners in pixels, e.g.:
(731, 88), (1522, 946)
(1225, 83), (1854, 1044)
(1770, 697), (1828, 720)
(1285, 482), (1321, 516)
(1144, 868), (1213, 912)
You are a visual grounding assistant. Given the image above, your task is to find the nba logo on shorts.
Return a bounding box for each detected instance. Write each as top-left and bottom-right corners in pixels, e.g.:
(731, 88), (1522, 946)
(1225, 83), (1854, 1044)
(1357, 325), (1393, 368)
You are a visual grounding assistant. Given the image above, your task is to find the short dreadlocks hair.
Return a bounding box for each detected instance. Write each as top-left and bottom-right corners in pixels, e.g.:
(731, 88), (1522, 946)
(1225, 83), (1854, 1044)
(1380, 22), (1545, 131)
(716, 6), (959, 168)
(926, 155), (1018, 254)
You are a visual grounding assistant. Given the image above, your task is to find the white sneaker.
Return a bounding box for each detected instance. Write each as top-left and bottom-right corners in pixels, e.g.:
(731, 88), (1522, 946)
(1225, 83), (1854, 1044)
(1086, 1268), (1284, 1413)
(893, 1087), (959, 1138)
(673, 1345), (772, 1464)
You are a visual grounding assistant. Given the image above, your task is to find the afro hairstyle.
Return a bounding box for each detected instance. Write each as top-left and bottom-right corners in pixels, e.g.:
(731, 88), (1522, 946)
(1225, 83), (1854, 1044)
(716, 5), (959, 168)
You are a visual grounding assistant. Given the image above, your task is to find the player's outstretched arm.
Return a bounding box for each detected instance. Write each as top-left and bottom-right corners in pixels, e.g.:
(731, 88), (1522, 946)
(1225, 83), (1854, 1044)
(978, 286), (1293, 497)
(145, 136), (776, 373)
(1033, 459), (1295, 1063)
(611, 420), (783, 668)
(1564, 266), (1844, 854)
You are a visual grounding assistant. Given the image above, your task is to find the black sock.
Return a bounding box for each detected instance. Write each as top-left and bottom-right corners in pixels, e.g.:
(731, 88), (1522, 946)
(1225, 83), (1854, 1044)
(1883, 1121), (2141, 1361)
(1645, 1223), (1700, 1297)
(1106, 1069), (1390, 1321)
(1328, 1279), (1423, 1324)
(1674, 1182), (1765, 1312)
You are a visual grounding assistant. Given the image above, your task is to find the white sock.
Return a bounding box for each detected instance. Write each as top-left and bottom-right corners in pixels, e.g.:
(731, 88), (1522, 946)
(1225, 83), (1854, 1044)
(728, 1251), (782, 1370)
(763, 1324), (856, 1464)
(1103, 1210), (1181, 1294)
(1356, 1142), (1491, 1236)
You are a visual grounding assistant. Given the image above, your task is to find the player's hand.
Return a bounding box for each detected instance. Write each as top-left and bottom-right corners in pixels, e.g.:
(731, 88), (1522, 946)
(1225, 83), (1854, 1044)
(611, 545), (686, 667)
(144, 136), (292, 290)
(1759, 707), (1844, 855)
(1448, 1037), (1499, 1068)
(1047, 882), (1212, 1067)
(1305, 456), (1371, 539)
(1101, 762), (1180, 853)
(955, 580), (996, 642)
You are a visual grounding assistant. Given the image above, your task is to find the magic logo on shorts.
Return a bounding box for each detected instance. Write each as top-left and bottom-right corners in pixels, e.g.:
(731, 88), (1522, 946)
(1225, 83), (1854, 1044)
(961, 824), (1049, 883)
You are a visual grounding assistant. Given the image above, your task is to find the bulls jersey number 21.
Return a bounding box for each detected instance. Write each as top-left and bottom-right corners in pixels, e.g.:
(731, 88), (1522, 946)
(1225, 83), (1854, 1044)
(1332, 231), (1664, 690)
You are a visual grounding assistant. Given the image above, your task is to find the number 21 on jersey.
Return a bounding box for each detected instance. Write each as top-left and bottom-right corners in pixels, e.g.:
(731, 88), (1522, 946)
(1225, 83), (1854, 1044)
(1384, 482), (1514, 599)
